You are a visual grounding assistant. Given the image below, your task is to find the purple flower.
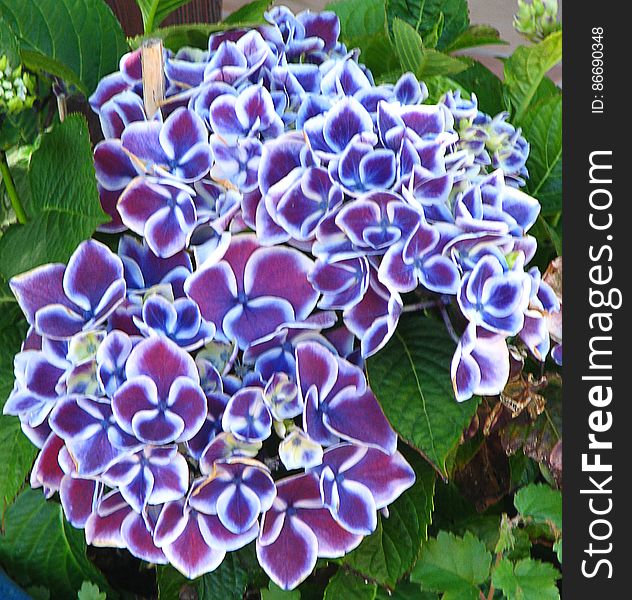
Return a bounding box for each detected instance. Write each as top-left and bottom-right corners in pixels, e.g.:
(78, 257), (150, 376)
(343, 271), (403, 357)
(185, 234), (319, 349)
(10, 240), (125, 340)
(379, 212), (461, 295)
(312, 444), (415, 535)
(304, 96), (375, 159)
(189, 460), (275, 534)
(118, 235), (192, 298)
(96, 330), (134, 397)
(135, 294), (215, 350)
(118, 178), (197, 258)
(297, 341), (397, 453)
(112, 336), (207, 444)
(49, 396), (141, 476)
(103, 445), (189, 512)
(222, 387), (272, 442)
(3, 350), (65, 427)
(209, 85), (283, 142)
(309, 256), (370, 311)
(121, 107), (212, 182)
(257, 473), (361, 590)
(451, 323), (510, 401)
(457, 251), (531, 335)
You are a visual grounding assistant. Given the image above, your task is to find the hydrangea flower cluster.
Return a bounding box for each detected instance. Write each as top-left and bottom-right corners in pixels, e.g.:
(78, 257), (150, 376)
(4, 5), (560, 589)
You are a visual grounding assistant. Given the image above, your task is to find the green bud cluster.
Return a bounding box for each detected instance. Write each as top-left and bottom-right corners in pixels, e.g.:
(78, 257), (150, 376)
(0, 56), (36, 114)
(514, 0), (560, 42)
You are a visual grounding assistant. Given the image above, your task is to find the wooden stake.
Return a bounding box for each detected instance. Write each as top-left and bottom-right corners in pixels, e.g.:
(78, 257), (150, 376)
(56, 94), (67, 122)
(141, 38), (165, 118)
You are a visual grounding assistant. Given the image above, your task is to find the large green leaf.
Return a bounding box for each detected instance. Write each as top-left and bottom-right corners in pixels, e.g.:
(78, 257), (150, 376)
(452, 60), (505, 116)
(491, 558), (560, 600)
(0, 489), (111, 599)
(156, 566), (190, 600)
(0, 0), (128, 95)
(366, 314), (480, 477)
(503, 31), (562, 122)
(342, 451), (435, 587)
(197, 552), (250, 600)
(0, 114), (108, 281)
(386, 0), (469, 50)
(443, 25), (506, 53)
(521, 94), (562, 216)
(261, 581), (301, 600)
(324, 570), (377, 600)
(0, 306), (34, 510)
(514, 484), (562, 532)
(410, 531), (491, 600)
(136, 0), (194, 33)
(376, 582), (437, 599)
(224, 0), (271, 25)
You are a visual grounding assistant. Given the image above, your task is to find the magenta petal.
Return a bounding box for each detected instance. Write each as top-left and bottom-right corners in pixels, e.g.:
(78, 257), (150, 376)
(112, 376), (158, 435)
(198, 513), (258, 551)
(132, 409), (184, 445)
(256, 516), (318, 590)
(163, 514), (226, 579)
(168, 377), (207, 441)
(85, 493), (131, 548)
(298, 508), (362, 557)
(60, 476), (100, 528)
(325, 388), (397, 454)
(154, 500), (188, 547)
(10, 264), (73, 326)
(121, 511), (168, 564)
(30, 433), (65, 494)
(216, 484), (261, 533)
(331, 479), (377, 535)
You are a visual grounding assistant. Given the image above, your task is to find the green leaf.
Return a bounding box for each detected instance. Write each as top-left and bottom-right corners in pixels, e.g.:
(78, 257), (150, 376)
(386, 0), (469, 50)
(0, 0), (128, 95)
(156, 565), (191, 600)
(135, 0), (194, 34)
(342, 450), (435, 587)
(391, 19), (467, 79)
(0, 306), (34, 510)
(449, 61), (505, 115)
(262, 581), (301, 600)
(327, 0), (386, 39)
(129, 22), (263, 52)
(224, 0), (271, 25)
(521, 94), (562, 216)
(444, 24), (506, 53)
(197, 552), (250, 600)
(514, 483), (562, 532)
(423, 75), (466, 103)
(0, 114), (108, 281)
(492, 558), (560, 600)
(77, 582), (106, 600)
(410, 531), (491, 600)
(0, 19), (20, 65)
(504, 31), (562, 122)
(392, 18), (424, 73)
(553, 539), (562, 563)
(324, 570), (377, 600)
(366, 314), (480, 477)
(376, 582), (437, 600)
(0, 489), (111, 599)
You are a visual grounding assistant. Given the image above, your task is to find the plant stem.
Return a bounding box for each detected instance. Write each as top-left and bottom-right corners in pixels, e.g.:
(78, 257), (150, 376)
(440, 304), (460, 344)
(0, 150), (27, 225)
(402, 300), (442, 313)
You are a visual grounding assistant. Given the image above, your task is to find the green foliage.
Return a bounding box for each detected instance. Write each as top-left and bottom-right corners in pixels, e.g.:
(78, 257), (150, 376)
(135, 0), (194, 34)
(324, 570), (377, 600)
(197, 552), (251, 600)
(386, 0), (470, 50)
(410, 531), (491, 600)
(444, 24), (506, 52)
(0, 0), (128, 95)
(504, 31), (562, 122)
(521, 94), (562, 216)
(77, 582), (106, 600)
(0, 489), (111, 599)
(342, 451), (436, 587)
(492, 558), (560, 600)
(261, 581), (301, 599)
(0, 114), (108, 280)
(367, 314), (480, 477)
(0, 305), (34, 510)
(156, 565), (190, 600)
(224, 0), (271, 24)
(514, 483), (562, 532)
